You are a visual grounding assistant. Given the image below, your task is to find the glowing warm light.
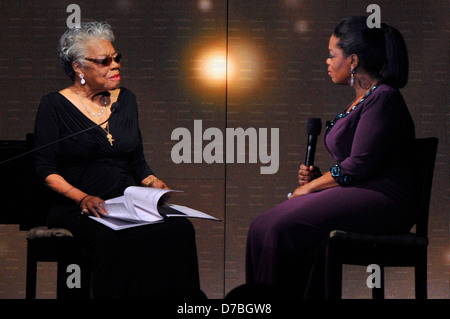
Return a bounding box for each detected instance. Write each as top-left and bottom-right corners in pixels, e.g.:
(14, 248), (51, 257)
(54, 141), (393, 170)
(203, 55), (228, 80)
(198, 0), (213, 12)
(195, 49), (232, 85)
(185, 38), (264, 95)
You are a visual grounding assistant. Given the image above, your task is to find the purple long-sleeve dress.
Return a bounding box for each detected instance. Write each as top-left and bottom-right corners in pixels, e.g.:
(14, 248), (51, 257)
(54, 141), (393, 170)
(246, 84), (416, 298)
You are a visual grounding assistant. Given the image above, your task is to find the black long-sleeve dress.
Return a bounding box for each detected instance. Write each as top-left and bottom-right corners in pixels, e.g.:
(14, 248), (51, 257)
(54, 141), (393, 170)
(34, 87), (200, 298)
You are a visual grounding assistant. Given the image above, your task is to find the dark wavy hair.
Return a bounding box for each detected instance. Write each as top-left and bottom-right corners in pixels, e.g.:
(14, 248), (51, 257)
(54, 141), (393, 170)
(333, 16), (409, 89)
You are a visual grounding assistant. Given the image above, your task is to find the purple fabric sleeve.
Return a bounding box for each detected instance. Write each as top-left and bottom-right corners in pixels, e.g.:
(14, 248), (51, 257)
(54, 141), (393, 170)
(325, 85), (413, 185)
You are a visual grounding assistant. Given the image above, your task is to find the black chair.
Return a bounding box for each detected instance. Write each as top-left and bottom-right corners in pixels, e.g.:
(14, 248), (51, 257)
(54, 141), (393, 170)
(25, 227), (91, 299)
(0, 134), (91, 299)
(325, 137), (438, 299)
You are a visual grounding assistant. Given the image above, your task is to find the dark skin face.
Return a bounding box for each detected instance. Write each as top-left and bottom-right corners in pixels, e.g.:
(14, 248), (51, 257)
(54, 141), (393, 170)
(73, 39), (121, 97)
(326, 34), (379, 109)
(326, 35), (355, 85)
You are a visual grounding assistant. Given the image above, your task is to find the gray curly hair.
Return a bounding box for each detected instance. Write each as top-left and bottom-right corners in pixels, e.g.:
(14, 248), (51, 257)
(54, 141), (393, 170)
(58, 21), (115, 81)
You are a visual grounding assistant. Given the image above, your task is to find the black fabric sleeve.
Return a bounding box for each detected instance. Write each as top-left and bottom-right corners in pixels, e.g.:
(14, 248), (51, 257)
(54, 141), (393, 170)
(124, 90), (155, 182)
(34, 94), (61, 182)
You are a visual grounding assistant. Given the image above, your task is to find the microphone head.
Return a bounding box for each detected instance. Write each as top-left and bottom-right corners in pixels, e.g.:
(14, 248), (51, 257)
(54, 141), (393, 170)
(307, 118), (322, 135)
(111, 102), (120, 114)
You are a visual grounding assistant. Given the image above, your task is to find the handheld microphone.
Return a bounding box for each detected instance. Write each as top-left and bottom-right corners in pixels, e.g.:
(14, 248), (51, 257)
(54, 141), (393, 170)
(288, 117), (323, 199)
(0, 102), (120, 166)
(304, 118), (322, 167)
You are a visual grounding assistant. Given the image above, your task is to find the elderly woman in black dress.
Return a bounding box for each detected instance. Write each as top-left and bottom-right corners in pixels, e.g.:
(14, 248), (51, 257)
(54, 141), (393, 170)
(34, 21), (200, 298)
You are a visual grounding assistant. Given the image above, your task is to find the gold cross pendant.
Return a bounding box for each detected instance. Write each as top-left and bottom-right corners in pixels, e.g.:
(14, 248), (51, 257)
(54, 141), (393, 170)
(106, 133), (114, 146)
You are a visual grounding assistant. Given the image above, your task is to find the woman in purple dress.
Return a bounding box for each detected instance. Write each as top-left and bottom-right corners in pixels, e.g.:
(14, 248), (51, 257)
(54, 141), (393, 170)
(246, 16), (416, 298)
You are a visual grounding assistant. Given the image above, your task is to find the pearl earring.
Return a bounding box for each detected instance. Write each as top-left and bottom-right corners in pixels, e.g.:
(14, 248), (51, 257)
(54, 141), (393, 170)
(79, 74), (86, 85)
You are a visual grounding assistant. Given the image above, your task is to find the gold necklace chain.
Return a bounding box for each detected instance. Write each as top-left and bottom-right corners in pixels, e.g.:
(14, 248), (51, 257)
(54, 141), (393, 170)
(103, 122), (115, 146)
(71, 87), (114, 146)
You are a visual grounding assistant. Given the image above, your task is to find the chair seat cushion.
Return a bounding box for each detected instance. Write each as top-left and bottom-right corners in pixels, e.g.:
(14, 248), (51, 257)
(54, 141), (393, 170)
(27, 226), (73, 240)
(329, 230), (428, 246)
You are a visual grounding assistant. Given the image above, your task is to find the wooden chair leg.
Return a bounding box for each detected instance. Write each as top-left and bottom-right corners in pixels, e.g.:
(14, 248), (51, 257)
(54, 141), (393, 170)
(57, 260), (71, 299)
(372, 266), (384, 299)
(415, 259), (427, 299)
(25, 243), (37, 299)
(325, 245), (342, 299)
(26, 237), (91, 299)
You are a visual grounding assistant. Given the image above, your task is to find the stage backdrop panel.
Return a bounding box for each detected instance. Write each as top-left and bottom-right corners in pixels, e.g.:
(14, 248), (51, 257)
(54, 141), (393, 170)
(0, 0), (447, 299)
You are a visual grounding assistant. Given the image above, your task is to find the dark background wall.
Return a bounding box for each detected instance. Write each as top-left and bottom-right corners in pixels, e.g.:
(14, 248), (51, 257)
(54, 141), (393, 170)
(0, 0), (448, 299)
